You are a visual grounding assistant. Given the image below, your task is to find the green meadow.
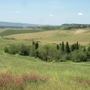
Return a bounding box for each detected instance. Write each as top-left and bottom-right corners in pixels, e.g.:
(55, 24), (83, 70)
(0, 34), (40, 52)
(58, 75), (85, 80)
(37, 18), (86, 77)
(0, 52), (90, 90)
(0, 27), (90, 90)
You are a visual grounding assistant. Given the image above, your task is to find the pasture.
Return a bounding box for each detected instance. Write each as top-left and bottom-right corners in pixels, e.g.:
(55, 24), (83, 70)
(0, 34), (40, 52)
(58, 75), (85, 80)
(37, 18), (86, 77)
(0, 28), (90, 90)
(0, 52), (90, 90)
(3, 28), (90, 45)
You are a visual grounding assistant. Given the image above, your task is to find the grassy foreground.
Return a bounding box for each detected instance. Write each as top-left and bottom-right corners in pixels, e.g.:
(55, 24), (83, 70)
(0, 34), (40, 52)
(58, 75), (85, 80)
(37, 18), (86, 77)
(0, 52), (90, 90)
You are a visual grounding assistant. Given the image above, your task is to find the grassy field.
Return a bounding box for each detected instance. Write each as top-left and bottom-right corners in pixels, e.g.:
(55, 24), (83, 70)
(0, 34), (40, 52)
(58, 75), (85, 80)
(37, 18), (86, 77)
(0, 28), (90, 89)
(4, 28), (90, 45)
(0, 52), (90, 90)
(0, 27), (51, 37)
(0, 28), (90, 45)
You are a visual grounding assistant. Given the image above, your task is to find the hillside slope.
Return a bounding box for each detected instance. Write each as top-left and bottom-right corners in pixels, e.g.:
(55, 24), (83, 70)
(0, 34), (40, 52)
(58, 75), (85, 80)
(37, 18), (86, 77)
(5, 29), (90, 45)
(0, 53), (90, 90)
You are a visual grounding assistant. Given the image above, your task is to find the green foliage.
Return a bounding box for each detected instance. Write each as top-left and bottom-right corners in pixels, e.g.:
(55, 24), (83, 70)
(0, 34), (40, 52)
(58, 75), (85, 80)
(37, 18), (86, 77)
(86, 51), (90, 61)
(61, 24), (90, 30)
(56, 44), (59, 50)
(35, 42), (39, 50)
(71, 42), (80, 51)
(61, 42), (65, 52)
(65, 42), (71, 53)
(19, 44), (30, 56)
(71, 50), (88, 62)
(4, 44), (20, 54)
(87, 45), (90, 51)
(4, 41), (90, 62)
(38, 45), (62, 62)
(4, 44), (30, 56)
(59, 54), (71, 62)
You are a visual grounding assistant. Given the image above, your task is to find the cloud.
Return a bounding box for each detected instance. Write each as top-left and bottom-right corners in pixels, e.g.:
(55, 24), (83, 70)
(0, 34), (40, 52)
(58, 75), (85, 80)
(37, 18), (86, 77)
(78, 12), (83, 16)
(49, 14), (54, 17)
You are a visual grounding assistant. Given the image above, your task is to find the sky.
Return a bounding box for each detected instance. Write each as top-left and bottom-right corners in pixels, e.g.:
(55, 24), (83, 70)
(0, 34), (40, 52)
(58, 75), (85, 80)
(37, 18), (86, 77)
(0, 0), (90, 25)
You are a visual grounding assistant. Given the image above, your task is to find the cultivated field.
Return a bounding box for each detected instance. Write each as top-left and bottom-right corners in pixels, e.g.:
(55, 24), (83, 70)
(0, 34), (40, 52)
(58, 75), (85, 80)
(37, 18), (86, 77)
(3, 28), (90, 45)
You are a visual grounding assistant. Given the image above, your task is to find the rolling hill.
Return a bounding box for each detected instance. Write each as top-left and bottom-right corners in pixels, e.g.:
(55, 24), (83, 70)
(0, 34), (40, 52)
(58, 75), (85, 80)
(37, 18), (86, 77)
(0, 24), (90, 45)
(0, 21), (38, 27)
(4, 29), (90, 45)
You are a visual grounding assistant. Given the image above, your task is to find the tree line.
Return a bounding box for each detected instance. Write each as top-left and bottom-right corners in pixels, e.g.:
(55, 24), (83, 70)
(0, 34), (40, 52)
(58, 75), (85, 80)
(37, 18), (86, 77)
(36, 24), (90, 30)
(4, 41), (90, 62)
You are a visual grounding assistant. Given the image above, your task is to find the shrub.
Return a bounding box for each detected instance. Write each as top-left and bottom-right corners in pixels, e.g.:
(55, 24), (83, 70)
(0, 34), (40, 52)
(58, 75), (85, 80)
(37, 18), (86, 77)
(4, 44), (20, 54)
(61, 54), (71, 61)
(4, 44), (30, 56)
(86, 51), (90, 61)
(38, 45), (62, 61)
(71, 50), (87, 62)
(19, 44), (30, 56)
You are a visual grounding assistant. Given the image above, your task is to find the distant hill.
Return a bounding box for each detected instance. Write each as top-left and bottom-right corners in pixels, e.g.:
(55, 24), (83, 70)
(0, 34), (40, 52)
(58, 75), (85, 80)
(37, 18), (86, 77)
(37, 24), (90, 30)
(0, 22), (38, 28)
(60, 24), (90, 30)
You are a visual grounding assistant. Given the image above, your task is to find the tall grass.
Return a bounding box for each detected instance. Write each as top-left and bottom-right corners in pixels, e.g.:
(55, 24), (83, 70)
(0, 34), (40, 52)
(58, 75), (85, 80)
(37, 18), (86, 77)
(0, 53), (90, 90)
(0, 72), (48, 90)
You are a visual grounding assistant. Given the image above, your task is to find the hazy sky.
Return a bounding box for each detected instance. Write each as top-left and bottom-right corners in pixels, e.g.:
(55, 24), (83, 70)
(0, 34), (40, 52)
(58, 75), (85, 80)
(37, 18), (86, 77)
(0, 0), (90, 25)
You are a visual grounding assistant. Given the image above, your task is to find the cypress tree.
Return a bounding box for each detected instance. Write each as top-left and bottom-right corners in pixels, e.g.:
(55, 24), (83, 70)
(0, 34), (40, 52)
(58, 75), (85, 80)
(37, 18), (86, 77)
(35, 42), (39, 49)
(57, 44), (59, 50)
(76, 41), (79, 50)
(32, 41), (35, 45)
(71, 44), (75, 51)
(61, 42), (65, 52)
(65, 42), (70, 53)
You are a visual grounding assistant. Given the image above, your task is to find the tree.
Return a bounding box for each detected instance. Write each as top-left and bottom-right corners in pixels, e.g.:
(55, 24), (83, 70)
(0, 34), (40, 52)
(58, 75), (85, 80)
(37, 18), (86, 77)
(32, 41), (35, 45)
(35, 42), (39, 49)
(61, 42), (65, 52)
(76, 41), (79, 50)
(19, 44), (30, 56)
(71, 44), (76, 51)
(71, 42), (80, 51)
(65, 42), (70, 53)
(87, 46), (90, 51)
(56, 44), (59, 50)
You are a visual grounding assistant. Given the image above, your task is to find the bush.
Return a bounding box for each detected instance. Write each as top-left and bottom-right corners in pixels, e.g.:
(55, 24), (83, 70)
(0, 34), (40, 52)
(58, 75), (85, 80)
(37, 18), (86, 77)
(19, 44), (30, 56)
(38, 45), (62, 61)
(86, 51), (90, 61)
(71, 50), (87, 62)
(4, 44), (20, 54)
